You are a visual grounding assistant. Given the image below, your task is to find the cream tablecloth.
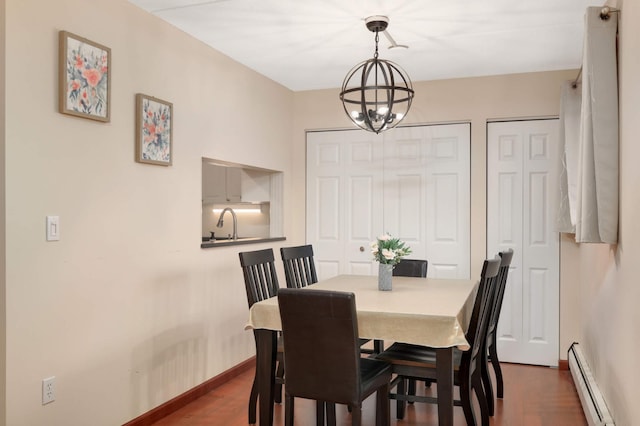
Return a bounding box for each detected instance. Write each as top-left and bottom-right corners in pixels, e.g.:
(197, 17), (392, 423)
(246, 274), (478, 350)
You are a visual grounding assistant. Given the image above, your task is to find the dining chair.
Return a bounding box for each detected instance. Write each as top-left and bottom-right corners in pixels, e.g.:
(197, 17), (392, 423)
(482, 248), (514, 416)
(278, 288), (392, 426)
(238, 248), (285, 424)
(390, 259), (429, 398)
(279, 244), (376, 355)
(375, 257), (501, 426)
(280, 244), (318, 288)
(392, 258), (428, 278)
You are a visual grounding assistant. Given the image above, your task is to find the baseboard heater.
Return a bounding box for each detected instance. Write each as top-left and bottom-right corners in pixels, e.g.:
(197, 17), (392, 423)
(568, 342), (615, 426)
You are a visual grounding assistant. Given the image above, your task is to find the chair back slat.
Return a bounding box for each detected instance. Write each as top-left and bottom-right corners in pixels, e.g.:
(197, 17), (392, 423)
(280, 245), (318, 288)
(239, 249), (280, 307)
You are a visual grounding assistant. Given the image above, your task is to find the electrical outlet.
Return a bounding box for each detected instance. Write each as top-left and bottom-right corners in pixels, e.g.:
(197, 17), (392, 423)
(42, 376), (55, 405)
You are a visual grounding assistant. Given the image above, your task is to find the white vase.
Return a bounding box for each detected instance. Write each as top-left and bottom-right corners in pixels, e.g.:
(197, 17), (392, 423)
(378, 263), (393, 291)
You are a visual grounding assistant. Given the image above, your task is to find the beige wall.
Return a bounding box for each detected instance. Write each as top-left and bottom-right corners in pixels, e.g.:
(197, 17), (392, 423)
(4, 0), (293, 424)
(2, 0), (638, 425)
(0, 0), (6, 421)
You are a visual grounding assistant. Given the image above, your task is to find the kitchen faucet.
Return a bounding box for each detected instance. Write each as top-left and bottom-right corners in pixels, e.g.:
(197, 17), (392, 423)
(216, 207), (238, 240)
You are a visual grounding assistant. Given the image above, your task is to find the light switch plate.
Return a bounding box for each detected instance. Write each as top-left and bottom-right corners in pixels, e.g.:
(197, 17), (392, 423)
(46, 216), (60, 241)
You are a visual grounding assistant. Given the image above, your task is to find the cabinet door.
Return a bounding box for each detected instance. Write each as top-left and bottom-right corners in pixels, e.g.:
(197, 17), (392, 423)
(225, 168), (242, 202)
(202, 162), (227, 203)
(202, 164), (242, 203)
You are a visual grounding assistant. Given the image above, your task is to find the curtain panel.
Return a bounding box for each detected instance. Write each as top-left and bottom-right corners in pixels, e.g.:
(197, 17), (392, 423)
(557, 81), (581, 234)
(557, 6), (619, 244)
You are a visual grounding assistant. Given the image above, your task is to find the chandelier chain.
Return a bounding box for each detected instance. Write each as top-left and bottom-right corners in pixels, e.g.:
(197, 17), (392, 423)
(374, 31), (379, 60)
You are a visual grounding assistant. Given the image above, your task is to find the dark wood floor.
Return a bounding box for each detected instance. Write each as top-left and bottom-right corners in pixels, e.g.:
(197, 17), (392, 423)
(153, 362), (587, 425)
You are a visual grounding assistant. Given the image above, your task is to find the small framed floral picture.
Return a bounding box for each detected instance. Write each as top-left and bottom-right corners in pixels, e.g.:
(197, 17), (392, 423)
(135, 94), (173, 166)
(58, 31), (111, 122)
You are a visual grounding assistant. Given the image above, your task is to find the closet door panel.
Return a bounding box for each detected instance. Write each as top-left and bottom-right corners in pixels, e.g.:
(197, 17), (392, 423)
(424, 125), (471, 279)
(308, 123), (470, 281)
(487, 119), (559, 367)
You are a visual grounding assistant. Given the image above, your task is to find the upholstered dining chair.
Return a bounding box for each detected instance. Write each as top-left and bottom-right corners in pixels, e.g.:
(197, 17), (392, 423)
(280, 244), (376, 355)
(278, 288), (392, 426)
(238, 248), (285, 424)
(483, 249), (514, 416)
(375, 257), (501, 426)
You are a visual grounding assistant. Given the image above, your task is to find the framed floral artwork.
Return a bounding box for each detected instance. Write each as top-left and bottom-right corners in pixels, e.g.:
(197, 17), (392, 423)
(135, 94), (173, 166)
(58, 31), (111, 122)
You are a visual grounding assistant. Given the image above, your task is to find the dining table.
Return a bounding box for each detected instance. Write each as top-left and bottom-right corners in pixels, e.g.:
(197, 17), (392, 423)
(245, 274), (478, 425)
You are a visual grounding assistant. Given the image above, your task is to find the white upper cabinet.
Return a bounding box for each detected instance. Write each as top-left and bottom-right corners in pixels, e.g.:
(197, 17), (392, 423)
(202, 163), (242, 203)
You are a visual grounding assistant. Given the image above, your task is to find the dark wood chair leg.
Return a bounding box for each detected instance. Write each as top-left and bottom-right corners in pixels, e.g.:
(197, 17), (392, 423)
(326, 402), (337, 426)
(481, 350), (495, 416)
(351, 405), (362, 426)
(285, 395), (294, 426)
(472, 373), (490, 426)
(376, 386), (390, 426)
(316, 401), (325, 426)
(373, 339), (384, 354)
(254, 329), (276, 426)
(407, 378), (416, 404)
(459, 378), (478, 426)
(396, 378), (407, 420)
(248, 375), (258, 424)
(275, 357), (284, 404)
(489, 342), (504, 398)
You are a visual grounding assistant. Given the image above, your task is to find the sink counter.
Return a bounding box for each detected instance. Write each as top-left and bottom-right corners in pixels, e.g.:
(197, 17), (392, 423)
(200, 236), (286, 249)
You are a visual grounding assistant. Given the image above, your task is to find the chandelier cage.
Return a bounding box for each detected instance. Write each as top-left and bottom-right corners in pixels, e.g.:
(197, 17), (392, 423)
(339, 17), (415, 134)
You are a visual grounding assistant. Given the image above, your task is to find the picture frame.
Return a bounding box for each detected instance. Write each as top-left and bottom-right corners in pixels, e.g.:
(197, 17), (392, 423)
(58, 31), (111, 122)
(135, 94), (173, 166)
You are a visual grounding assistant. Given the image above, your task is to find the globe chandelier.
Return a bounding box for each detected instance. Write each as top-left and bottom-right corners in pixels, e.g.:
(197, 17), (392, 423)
(339, 16), (415, 134)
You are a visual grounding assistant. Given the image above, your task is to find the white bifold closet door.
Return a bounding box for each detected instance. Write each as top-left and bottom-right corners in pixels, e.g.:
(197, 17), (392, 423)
(487, 119), (559, 367)
(306, 123), (470, 282)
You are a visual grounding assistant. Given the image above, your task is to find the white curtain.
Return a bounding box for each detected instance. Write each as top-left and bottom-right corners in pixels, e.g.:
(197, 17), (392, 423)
(557, 6), (618, 243)
(557, 81), (581, 233)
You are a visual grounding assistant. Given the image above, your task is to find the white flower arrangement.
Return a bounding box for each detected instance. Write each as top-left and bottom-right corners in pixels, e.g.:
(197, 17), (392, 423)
(370, 233), (412, 265)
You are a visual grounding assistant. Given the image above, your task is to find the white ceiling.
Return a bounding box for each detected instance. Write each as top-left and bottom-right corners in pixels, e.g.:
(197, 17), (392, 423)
(127, 0), (601, 91)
